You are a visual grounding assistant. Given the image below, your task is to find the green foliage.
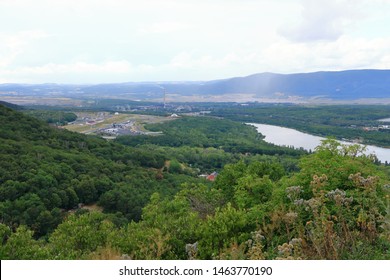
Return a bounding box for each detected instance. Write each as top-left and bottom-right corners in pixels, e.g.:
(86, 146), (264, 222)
(295, 139), (385, 194)
(117, 116), (305, 156)
(214, 160), (283, 205)
(234, 175), (274, 209)
(48, 212), (115, 259)
(24, 110), (77, 125)
(0, 223), (11, 247)
(0, 225), (50, 259)
(197, 203), (249, 259)
(108, 222), (171, 260)
(1, 104), (389, 260)
(179, 183), (225, 219)
(257, 140), (390, 259)
(0, 105), (203, 237)
(168, 159), (183, 173)
(141, 193), (201, 259)
(108, 192), (200, 259)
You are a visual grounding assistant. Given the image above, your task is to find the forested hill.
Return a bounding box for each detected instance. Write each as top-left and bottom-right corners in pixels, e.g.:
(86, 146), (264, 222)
(201, 69), (390, 99)
(1, 69), (389, 101)
(86, 69), (390, 100)
(0, 100), (23, 110)
(0, 104), (297, 240)
(0, 104), (199, 236)
(1, 104), (390, 260)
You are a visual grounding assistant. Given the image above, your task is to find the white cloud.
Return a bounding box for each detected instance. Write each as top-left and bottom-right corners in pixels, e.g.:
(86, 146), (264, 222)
(259, 36), (390, 72)
(169, 52), (216, 68)
(0, 60), (134, 83)
(2, 34), (390, 83)
(0, 0), (389, 83)
(163, 35), (390, 78)
(0, 30), (49, 68)
(137, 22), (191, 35)
(2, 60), (131, 75)
(279, 0), (360, 42)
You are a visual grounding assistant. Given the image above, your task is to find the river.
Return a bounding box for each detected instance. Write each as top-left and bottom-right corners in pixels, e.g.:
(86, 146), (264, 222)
(248, 123), (390, 163)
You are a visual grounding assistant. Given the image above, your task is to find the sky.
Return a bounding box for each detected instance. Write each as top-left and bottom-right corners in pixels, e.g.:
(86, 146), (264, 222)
(0, 0), (389, 83)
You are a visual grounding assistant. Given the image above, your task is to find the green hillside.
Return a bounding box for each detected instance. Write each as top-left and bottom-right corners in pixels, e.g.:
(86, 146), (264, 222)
(0, 104), (200, 236)
(0, 104), (389, 260)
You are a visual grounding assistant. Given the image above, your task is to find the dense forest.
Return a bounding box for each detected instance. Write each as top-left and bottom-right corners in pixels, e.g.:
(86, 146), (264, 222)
(0, 104), (389, 260)
(0, 104), (206, 235)
(23, 110), (77, 126)
(116, 116), (305, 172)
(0, 101), (77, 125)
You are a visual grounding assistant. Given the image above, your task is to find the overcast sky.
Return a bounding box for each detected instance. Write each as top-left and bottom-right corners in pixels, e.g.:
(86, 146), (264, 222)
(0, 0), (389, 83)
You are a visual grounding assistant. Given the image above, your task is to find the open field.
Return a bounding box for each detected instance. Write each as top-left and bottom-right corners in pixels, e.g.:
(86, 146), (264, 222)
(63, 112), (174, 135)
(0, 96), (85, 106)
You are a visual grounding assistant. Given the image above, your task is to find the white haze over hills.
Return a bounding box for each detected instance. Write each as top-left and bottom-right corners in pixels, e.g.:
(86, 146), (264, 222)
(0, 70), (389, 104)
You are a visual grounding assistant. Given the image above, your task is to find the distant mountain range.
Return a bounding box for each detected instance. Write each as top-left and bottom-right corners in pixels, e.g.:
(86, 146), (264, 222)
(1, 69), (389, 101)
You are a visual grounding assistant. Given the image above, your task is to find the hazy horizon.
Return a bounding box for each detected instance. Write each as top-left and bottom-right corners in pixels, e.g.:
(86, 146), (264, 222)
(0, 68), (389, 86)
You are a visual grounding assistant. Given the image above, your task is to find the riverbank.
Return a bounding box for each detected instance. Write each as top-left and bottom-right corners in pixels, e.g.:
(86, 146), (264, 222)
(249, 123), (390, 163)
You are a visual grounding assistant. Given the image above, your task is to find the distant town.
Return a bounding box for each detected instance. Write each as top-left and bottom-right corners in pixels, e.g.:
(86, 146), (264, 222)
(64, 111), (183, 138)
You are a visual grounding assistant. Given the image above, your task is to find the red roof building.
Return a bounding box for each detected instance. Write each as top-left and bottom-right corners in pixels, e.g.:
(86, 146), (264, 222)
(206, 171), (218, 181)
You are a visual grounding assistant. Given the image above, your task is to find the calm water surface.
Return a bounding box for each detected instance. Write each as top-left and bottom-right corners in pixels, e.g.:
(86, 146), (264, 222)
(249, 123), (390, 163)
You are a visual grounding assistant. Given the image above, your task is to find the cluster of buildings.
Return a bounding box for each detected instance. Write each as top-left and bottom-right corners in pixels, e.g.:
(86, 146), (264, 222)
(362, 124), (390, 131)
(112, 103), (197, 113)
(98, 121), (143, 137)
(68, 112), (110, 126)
